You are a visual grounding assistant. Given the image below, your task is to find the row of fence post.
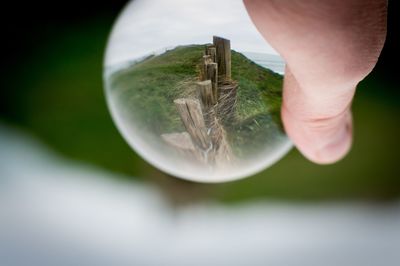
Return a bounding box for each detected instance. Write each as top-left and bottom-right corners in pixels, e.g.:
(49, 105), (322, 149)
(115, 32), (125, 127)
(162, 36), (236, 166)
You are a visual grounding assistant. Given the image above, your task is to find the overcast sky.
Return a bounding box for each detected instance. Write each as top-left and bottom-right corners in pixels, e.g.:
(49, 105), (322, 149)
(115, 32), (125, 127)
(105, 0), (279, 67)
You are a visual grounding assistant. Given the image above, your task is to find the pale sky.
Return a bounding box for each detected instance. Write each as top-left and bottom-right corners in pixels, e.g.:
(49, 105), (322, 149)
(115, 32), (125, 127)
(105, 0), (278, 67)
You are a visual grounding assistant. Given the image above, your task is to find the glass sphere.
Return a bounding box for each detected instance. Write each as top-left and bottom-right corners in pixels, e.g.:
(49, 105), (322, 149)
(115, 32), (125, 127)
(104, 0), (292, 182)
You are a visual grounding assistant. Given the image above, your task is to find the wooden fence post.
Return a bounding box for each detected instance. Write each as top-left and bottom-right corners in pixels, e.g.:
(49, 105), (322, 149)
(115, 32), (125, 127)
(174, 98), (211, 150)
(197, 80), (214, 107)
(200, 55), (212, 81)
(213, 36), (231, 82)
(205, 44), (217, 62)
(162, 36), (236, 168)
(205, 63), (218, 102)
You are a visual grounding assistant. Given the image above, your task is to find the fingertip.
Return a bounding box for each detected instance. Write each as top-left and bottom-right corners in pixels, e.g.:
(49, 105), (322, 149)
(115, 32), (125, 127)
(309, 117), (353, 164)
(282, 106), (353, 165)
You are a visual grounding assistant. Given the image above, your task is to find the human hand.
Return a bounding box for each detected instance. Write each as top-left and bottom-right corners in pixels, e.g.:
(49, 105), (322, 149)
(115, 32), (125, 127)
(243, 0), (387, 164)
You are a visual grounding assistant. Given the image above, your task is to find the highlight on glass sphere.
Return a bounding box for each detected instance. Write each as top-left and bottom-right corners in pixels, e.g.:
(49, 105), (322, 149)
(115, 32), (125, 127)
(103, 0), (292, 182)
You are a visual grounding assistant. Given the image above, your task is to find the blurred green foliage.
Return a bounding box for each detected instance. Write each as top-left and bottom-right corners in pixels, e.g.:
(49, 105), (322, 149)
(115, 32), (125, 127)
(2, 18), (399, 203)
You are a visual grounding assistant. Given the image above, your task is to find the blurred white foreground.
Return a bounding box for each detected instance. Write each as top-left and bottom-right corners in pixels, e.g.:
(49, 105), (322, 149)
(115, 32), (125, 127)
(0, 124), (399, 266)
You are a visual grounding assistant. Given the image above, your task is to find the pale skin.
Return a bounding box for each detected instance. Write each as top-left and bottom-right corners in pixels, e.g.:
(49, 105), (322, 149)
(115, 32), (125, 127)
(243, 0), (387, 164)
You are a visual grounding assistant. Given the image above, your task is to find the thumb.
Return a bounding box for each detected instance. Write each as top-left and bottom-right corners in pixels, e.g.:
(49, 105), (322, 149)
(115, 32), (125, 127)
(282, 67), (353, 163)
(244, 0), (387, 164)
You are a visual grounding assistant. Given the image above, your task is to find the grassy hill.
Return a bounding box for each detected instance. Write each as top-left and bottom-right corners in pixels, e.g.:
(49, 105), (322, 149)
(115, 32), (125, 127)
(108, 45), (286, 157)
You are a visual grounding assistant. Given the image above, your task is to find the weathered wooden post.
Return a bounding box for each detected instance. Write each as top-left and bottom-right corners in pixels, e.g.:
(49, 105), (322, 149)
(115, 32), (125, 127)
(197, 80), (215, 107)
(203, 55), (212, 65)
(213, 36), (231, 82)
(200, 55), (212, 81)
(162, 36), (237, 168)
(174, 98), (211, 150)
(196, 80), (218, 132)
(206, 63), (218, 102)
(200, 53), (218, 102)
(205, 44), (217, 62)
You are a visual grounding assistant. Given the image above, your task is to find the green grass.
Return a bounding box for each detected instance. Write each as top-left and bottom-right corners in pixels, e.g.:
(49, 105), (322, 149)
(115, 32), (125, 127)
(109, 45), (204, 134)
(108, 44), (285, 157)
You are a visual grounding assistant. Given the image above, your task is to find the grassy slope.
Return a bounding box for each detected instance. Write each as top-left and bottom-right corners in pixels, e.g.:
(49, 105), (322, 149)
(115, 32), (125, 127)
(109, 45), (285, 156)
(2, 19), (400, 202)
(110, 45), (204, 134)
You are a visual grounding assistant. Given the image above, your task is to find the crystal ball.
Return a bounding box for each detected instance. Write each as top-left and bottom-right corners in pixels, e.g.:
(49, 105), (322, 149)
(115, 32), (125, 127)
(104, 0), (292, 182)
